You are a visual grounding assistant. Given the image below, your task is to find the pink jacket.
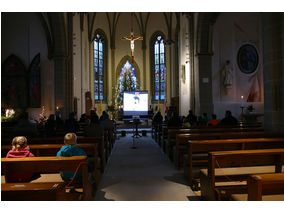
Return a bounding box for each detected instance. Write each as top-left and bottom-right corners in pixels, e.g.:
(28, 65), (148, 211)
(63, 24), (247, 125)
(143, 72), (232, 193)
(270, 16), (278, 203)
(6, 149), (35, 182)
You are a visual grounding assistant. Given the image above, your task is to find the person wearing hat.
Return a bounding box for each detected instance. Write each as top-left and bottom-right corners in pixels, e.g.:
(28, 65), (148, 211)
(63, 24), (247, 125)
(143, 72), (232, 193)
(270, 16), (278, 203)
(56, 133), (86, 182)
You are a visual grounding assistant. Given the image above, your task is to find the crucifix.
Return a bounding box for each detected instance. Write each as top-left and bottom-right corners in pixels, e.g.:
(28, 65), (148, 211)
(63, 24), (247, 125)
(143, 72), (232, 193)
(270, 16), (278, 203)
(121, 13), (143, 63)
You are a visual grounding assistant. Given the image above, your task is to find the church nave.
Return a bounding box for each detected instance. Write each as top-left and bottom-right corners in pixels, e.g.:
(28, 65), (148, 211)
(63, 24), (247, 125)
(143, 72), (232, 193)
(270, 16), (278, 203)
(94, 134), (197, 201)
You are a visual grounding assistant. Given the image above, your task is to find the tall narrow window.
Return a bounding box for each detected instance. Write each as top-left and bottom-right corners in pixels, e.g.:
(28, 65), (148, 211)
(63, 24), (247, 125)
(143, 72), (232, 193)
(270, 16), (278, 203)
(94, 33), (104, 100)
(153, 35), (166, 101)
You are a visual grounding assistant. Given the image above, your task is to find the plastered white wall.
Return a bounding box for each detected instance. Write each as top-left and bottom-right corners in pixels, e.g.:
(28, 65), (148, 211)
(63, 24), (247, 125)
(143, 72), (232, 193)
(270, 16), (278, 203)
(212, 13), (264, 120)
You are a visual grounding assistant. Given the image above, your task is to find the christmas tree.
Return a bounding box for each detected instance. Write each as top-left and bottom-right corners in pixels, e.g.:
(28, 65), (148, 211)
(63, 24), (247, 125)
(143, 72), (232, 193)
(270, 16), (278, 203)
(113, 61), (140, 119)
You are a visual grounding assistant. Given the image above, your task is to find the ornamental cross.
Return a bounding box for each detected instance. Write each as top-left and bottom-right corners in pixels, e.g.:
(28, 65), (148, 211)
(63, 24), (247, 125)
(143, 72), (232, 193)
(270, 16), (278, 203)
(122, 30), (143, 63)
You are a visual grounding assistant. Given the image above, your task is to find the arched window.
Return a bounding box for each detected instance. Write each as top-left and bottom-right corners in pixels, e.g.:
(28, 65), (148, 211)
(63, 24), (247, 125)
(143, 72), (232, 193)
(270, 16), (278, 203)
(93, 32), (106, 101)
(120, 60), (137, 92)
(151, 33), (166, 101)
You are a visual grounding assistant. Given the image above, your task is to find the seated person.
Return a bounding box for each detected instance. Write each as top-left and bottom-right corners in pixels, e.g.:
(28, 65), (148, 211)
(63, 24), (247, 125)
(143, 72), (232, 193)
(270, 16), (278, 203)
(6, 136), (40, 182)
(219, 110), (238, 126)
(84, 114), (104, 137)
(13, 112), (39, 138)
(44, 114), (56, 137)
(57, 133), (87, 182)
(65, 112), (80, 134)
(100, 112), (114, 130)
(186, 110), (197, 126)
(152, 111), (163, 126)
(207, 114), (219, 126)
(201, 113), (210, 125)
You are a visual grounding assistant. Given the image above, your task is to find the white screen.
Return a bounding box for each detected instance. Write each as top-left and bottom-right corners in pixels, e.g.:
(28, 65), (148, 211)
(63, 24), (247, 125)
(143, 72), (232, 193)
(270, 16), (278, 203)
(123, 91), (148, 116)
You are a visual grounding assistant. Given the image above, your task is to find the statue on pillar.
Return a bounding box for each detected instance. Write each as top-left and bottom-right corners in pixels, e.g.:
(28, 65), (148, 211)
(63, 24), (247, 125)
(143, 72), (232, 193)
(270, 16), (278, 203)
(85, 91), (92, 117)
(221, 60), (233, 90)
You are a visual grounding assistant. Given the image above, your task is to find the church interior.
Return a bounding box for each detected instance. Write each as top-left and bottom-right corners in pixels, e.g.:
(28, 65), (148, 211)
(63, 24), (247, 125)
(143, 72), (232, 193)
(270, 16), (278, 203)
(1, 9), (284, 205)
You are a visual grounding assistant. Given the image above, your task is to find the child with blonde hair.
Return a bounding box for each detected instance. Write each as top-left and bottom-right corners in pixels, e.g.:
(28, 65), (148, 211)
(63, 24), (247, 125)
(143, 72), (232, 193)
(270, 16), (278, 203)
(57, 133), (86, 182)
(6, 136), (38, 182)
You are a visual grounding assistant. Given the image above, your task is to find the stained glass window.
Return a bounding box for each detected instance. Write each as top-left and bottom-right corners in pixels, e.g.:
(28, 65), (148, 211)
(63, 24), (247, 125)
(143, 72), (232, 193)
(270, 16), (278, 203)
(119, 60), (137, 92)
(153, 35), (166, 100)
(94, 33), (104, 100)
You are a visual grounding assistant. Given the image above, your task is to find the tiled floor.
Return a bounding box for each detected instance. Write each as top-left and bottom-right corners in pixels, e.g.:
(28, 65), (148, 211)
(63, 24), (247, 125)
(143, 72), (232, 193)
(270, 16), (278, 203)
(94, 134), (198, 201)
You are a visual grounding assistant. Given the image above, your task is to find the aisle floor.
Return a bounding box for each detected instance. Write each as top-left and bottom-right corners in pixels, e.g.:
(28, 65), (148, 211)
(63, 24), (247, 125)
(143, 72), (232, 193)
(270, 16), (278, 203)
(94, 134), (198, 201)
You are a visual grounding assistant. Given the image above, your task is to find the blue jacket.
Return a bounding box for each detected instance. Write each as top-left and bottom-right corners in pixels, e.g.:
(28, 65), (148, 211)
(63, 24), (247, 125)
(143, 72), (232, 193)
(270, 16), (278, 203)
(56, 145), (87, 181)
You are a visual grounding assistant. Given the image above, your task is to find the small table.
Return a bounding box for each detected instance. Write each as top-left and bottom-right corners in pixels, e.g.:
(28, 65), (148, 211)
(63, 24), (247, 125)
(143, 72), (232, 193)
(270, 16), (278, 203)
(132, 119), (142, 138)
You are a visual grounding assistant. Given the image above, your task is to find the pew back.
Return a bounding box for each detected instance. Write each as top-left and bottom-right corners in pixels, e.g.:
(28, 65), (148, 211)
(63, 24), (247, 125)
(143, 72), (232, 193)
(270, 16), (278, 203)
(1, 156), (89, 200)
(186, 138), (284, 187)
(200, 149), (284, 200)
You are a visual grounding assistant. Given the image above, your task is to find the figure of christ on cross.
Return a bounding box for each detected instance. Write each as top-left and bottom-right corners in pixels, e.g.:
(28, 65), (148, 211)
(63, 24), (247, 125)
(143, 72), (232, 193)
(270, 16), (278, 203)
(121, 31), (143, 63)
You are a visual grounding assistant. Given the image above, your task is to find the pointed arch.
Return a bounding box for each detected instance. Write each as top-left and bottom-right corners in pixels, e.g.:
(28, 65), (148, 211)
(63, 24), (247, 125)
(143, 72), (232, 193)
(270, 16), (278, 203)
(2, 54), (28, 108)
(92, 28), (108, 102)
(150, 31), (167, 102)
(115, 55), (141, 86)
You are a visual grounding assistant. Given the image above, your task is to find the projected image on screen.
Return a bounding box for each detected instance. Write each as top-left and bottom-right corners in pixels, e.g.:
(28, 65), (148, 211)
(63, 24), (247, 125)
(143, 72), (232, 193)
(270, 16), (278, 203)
(123, 91), (148, 116)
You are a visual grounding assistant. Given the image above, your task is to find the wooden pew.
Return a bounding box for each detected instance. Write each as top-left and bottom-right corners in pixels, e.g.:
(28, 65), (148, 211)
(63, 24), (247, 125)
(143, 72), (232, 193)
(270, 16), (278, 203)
(103, 128), (115, 160)
(167, 128), (264, 160)
(1, 136), (106, 173)
(1, 143), (100, 188)
(77, 136), (106, 172)
(175, 131), (284, 169)
(184, 138), (284, 189)
(2, 182), (66, 201)
(199, 149), (284, 201)
(1, 156), (90, 201)
(231, 173), (284, 201)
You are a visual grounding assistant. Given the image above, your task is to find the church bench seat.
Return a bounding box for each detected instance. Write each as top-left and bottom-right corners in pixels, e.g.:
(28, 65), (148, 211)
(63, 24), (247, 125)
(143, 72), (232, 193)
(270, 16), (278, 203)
(231, 173), (284, 201)
(176, 133), (284, 169)
(199, 149), (284, 201)
(1, 156), (90, 201)
(183, 137), (284, 188)
(231, 194), (284, 201)
(1, 143), (100, 188)
(1, 182), (66, 201)
(168, 128), (266, 161)
(1, 136), (106, 173)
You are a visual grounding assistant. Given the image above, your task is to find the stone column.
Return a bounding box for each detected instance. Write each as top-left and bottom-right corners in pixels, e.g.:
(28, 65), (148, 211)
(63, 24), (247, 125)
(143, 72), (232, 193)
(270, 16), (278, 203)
(195, 54), (214, 116)
(53, 56), (68, 119)
(261, 13), (284, 131)
(111, 48), (116, 102)
(166, 42), (172, 103)
(142, 48), (146, 90)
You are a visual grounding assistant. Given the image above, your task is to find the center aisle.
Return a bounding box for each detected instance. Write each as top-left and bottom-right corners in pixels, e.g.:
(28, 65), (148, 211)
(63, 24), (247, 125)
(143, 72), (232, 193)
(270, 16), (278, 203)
(94, 134), (197, 201)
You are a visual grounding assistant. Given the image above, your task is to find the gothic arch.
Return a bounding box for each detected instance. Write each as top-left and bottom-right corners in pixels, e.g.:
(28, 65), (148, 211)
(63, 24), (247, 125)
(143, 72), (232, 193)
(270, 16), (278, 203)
(92, 28), (109, 102)
(149, 31), (166, 102)
(115, 55), (141, 87)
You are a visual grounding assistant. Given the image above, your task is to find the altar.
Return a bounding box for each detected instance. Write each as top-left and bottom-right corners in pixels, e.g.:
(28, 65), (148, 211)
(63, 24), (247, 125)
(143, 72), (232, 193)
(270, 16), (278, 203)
(241, 112), (264, 123)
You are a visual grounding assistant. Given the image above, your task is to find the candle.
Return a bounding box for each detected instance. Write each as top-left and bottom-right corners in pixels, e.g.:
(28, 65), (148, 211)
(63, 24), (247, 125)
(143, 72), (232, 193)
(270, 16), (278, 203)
(241, 96), (244, 107)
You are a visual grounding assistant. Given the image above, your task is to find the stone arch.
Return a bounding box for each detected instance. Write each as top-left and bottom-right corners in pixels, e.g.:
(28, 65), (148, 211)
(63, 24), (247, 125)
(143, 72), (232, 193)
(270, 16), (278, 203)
(115, 55), (141, 87)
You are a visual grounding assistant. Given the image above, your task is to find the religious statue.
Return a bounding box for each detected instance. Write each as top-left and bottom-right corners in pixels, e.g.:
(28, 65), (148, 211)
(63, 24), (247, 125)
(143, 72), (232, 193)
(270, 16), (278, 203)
(122, 31), (143, 63)
(221, 60), (233, 89)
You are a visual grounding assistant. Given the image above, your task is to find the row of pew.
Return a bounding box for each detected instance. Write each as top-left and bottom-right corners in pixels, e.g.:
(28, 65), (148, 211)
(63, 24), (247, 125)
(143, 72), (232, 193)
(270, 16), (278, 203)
(1, 128), (116, 201)
(152, 123), (284, 201)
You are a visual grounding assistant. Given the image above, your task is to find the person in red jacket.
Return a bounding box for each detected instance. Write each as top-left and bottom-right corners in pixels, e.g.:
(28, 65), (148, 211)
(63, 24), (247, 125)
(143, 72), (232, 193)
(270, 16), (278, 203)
(207, 114), (219, 126)
(6, 136), (39, 182)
